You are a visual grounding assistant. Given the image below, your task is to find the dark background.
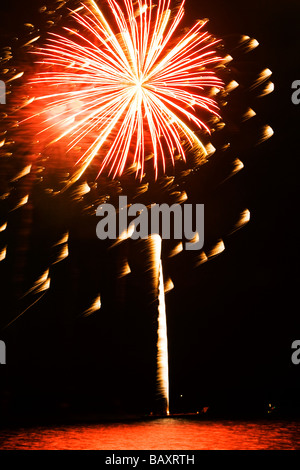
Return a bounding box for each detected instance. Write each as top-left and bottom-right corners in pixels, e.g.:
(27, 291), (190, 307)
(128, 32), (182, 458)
(0, 0), (299, 423)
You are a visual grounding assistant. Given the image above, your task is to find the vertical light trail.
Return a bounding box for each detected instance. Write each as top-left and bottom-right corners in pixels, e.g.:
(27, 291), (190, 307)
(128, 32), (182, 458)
(157, 258), (170, 415)
(150, 234), (169, 415)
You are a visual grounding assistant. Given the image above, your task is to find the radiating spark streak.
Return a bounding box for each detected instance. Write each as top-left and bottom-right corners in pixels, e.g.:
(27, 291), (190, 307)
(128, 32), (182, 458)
(54, 232), (69, 246)
(225, 80), (239, 93)
(22, 36), (41, 48)
(11, 195), (29, 211)
(119, 260), (131, 277)
(231, 158), (244, 174)
(3, 292), (47, 330)
(187, 232), (200, 246)
(82, 294), (101, 317)
(177, 191), (188, 204)
(0, 246), (7, 262)
(196, 251), (208, 266)
(0, 223), (7, 232)
(34, 269), (49, 286)
(241, 36), (259, 51)
(231, 209), (250, 233)
(22, 270), (50, 297)
(111, 224), (135, 247)
(251, 68), (272, 89)
(10, 164), (32, 182)
(53, 243), (69, 263)
(1, 152), (13, 158)
(33, 278), (51, 294)
(19, 97), (36, 110)
(208, 239), (225, 258)
(28, 0), (223, 185)
(215, 121), (225, 130)
(6, 72), (24, 83)
(258, 125), (274, 144)
(205, 143), (216, 156)
(242, 107), (256, 121)
(218, 157), (243, 185)
(222, 54), (233, 64)
(259, 82), (274, 97)
(70, 182), (91, 199)
(164, 277), (174, 293)
(169, 242), (183, 257)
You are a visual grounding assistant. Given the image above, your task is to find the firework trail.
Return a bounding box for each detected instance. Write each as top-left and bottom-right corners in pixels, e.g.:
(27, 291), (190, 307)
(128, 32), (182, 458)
(149, 234), (170, 414)
(157, 259), (170, 415)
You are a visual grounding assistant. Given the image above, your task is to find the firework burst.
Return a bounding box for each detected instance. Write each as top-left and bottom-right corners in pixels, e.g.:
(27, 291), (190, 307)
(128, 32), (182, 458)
(27, 0), (223, 187)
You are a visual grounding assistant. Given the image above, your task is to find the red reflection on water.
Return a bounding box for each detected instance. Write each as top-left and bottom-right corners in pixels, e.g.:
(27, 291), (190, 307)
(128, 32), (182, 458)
(1, 419), (300, 450)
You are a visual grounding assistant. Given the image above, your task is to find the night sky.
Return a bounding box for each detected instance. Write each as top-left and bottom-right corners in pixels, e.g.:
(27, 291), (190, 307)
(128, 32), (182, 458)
(0, 0), (299, 424)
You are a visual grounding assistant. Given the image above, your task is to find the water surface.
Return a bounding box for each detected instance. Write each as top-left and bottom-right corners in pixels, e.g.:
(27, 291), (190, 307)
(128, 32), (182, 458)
(1, 418), (300, 450)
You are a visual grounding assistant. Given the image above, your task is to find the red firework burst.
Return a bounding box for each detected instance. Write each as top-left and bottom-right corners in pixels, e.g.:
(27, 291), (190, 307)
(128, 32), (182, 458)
(26, 0), (223, 187)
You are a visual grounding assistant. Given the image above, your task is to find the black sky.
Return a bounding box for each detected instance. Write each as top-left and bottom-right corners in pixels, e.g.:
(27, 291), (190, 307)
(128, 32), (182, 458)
(0, 0), (299, 422)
